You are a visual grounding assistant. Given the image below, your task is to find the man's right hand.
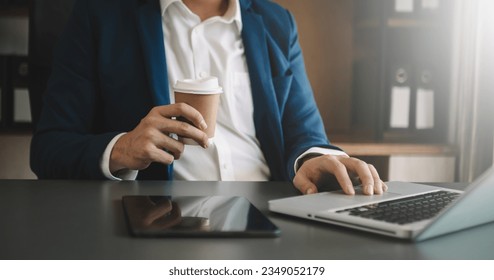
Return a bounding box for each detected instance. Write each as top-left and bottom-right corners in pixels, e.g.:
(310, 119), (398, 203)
(109, 103), (209, 174)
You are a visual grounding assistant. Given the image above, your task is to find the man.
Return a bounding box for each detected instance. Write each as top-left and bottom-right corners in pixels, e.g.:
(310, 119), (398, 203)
(30, 0), (386, 195)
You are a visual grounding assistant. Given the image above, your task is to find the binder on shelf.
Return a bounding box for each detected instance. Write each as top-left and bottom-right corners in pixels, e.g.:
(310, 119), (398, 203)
(389, 64), (412, 129)
(416, 87), (434, 129)
(394, 0), (414, 13)
(417, 0), (442, 19)
(352, 0), (453, 143)
(415, 68), (435, 130)
(10, 55), (31, 125)
(390, 85), (411, 128)
(399, 0), (444, 16)
(421, 0), (440, 11)
(0, 56), (5, 126)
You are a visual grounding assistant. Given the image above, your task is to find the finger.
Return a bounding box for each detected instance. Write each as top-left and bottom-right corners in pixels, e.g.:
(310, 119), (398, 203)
(324, 156), (355, 195)
(382, 181), (389, 192)
(155, 103), (208, 131)
(340, 157), (374, 195)
(293, 172), (318, 195)
(169, 201), (182, 223)
(145, 198), (173, 222)
(153, 201), (183, 229)
(145, 116), (208, 148)
(140, 128), (185, 160)
(147, 146), (175, 166)
(368, 164), (383, 194)
(154, 132), (185, 160)
(168, 119), (209, 148)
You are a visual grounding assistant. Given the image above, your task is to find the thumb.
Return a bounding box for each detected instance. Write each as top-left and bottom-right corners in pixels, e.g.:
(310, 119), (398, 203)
(293, 173), (318, 195)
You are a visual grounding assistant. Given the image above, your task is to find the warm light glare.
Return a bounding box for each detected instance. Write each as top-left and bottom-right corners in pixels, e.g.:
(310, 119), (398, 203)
(481, 0), (494, 44)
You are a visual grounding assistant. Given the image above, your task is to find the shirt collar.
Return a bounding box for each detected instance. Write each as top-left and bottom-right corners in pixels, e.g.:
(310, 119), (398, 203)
(160, 0), (243, 32)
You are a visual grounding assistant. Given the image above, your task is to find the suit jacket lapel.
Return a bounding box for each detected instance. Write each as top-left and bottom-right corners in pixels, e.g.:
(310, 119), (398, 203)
(240, 0), (285, 179)
(135, 0), (170, 106)
(135, 0), (173, 180)
(240, 0), (280, 123)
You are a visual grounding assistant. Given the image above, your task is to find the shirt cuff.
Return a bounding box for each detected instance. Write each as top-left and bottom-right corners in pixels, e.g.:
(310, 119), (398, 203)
(294, 147), (349, 174)
(100, 133), (139, 181)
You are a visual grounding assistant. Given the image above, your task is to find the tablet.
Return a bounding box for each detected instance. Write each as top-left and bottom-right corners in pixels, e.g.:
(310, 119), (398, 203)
(122, 196), (280, 237)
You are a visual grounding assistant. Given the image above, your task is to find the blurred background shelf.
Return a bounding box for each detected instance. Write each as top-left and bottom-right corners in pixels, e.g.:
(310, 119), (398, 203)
(0, 6), (28, 17)
(334, 142), (455, 157)
(330, 142), (456, 182)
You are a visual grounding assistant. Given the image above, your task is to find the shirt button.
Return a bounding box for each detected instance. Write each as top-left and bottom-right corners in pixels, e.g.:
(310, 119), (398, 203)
(199, 71), (208, 78)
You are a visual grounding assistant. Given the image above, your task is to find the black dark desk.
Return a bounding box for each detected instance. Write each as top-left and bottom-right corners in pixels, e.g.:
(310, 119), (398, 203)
(0, 180), (493, 259)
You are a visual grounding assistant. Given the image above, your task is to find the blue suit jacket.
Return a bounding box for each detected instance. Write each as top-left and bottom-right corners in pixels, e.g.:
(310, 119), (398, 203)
(30, 0), (340, 180)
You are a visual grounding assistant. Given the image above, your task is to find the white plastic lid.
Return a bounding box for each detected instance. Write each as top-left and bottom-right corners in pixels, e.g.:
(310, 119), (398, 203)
(174, 76), (223, 94)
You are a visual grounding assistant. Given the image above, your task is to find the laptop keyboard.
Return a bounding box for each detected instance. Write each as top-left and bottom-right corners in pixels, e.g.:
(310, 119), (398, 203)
(336, 191), (461, 225)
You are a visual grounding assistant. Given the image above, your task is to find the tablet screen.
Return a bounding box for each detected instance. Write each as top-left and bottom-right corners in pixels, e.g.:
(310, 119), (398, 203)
(122, 196), (280, 237)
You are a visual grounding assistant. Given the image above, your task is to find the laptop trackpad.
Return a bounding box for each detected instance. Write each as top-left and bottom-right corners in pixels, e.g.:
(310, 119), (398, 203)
(314, 182), (439, 210)
(323, 189), (402, 206)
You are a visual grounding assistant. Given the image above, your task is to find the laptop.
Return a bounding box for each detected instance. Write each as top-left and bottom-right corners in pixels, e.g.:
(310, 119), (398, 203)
(269, 167), (494, 241)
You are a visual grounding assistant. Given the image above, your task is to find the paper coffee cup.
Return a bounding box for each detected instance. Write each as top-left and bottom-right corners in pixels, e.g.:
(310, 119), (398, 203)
(174, 77), (223, 145)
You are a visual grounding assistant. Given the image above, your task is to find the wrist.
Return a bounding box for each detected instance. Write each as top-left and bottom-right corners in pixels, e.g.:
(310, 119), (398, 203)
(109, 134), (129, 174)
(298, 154), (320, 169)
(294, 147), (349, 176)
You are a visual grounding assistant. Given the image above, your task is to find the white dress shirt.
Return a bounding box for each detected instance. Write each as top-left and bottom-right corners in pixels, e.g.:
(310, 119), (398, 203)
(100, 0), (346, 181)
(162, 0), (270, 181)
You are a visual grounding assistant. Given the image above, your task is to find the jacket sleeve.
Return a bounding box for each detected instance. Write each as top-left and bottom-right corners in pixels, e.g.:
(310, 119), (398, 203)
(280, 10), (343, 180)
(30, 0), (119, 179)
